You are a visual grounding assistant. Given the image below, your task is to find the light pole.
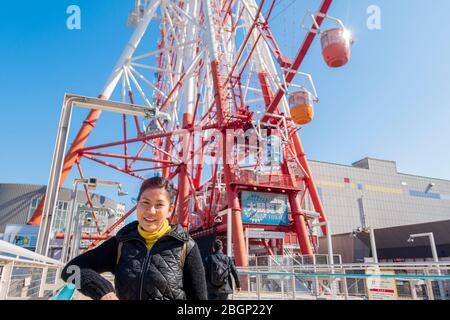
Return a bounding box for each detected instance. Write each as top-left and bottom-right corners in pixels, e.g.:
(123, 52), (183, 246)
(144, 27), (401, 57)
(70, 208), (109, 261)
(214, 208), (232, 257)
(407, 232), (446, 300)
(61, 179), (84, 263)
(352, 226), (378, 264)
(61, 178), (128, 263)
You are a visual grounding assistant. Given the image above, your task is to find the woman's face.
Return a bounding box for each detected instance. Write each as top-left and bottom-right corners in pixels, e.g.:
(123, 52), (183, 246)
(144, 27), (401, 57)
(137, 187), (174, 232)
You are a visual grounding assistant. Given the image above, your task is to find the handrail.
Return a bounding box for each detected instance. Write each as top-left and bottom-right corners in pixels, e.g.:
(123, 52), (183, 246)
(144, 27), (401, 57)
(237, 269), (450, 280)
(0, 241), (66, 300)
(246, 255), (450, 268)
(0, 240), (64, 266)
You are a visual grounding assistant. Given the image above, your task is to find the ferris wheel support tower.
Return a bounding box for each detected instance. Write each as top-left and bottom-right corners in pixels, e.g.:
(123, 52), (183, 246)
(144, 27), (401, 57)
(31, 0), (351, 268)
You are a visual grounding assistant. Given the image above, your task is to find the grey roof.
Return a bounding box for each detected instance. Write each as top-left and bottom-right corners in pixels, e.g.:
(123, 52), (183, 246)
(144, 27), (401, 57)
(0, 183), (123, 233)
(353, 220), (450, 249)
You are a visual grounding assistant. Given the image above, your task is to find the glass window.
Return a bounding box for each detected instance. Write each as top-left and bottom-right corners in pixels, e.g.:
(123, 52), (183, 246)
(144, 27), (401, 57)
(27, 196), (43, 221)
(52, 201), (69, 233)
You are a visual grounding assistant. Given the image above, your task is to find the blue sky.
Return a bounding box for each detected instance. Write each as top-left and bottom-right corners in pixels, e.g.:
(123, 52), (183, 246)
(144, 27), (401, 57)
(0, 1), (449, 221)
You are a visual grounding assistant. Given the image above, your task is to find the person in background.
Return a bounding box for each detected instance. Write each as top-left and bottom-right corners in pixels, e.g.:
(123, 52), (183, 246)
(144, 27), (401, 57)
(204, 239), (241, 300)
(61, 176), (207, 300)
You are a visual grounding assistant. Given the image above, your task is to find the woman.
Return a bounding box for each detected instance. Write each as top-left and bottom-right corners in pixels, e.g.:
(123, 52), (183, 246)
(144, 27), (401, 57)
(61, 177), (207, 300)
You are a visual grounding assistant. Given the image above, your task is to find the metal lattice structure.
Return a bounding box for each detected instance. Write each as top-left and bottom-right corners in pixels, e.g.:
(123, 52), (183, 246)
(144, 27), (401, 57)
(30, 0), (352, 267)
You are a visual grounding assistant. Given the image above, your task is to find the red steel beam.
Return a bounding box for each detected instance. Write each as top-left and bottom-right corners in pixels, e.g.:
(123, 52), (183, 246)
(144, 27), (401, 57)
(79, 123), (218, 153)
(82, 154), (145, 180)
(130, 164), (178, 173)
(88, 205), (137, 249)
(76, 161), (102, 234)
(260, 0), (333, 123)
(82, 151), (174, 165)
(55, 233), (110, 241)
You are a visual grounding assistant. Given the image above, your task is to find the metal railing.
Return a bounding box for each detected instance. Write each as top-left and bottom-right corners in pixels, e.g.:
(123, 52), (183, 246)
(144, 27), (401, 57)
(234, 258), (450, 300)
(0, 240), (65, 300)
(232, 171), (303, 189)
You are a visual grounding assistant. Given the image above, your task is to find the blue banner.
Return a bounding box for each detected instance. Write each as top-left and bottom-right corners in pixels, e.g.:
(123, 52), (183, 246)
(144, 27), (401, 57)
(241, 191), (289, 225)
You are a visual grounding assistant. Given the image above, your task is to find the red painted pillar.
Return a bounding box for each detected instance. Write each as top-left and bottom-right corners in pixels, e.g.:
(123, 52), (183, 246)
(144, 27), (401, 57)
(291, 134), (328, 235)
(210, 60), (248, 267)
(222, 140), (248, 267)
(288, 194), (313, 255)
(177, 113), (194, 229)
(280, 138), (313, 255)
(162, 135), (172, 178)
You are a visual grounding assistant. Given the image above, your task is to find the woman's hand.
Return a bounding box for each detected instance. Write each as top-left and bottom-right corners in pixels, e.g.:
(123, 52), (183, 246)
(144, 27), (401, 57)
(100, 292), (119, 300)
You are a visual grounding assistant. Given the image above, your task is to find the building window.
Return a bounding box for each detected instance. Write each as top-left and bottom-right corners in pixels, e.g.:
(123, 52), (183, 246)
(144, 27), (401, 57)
(52, 201), (69, 233)
(409, 190), (441, 200)
(27, 196), (43, 221)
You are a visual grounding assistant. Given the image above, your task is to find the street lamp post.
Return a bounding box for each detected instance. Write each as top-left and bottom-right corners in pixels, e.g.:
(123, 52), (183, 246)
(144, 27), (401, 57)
(311, 221), (334, 270)
(60, 178), (128, 263)
(407, 232), (446, 300)
(368, 227), (378, 264)
(213, 208), (232, 257)
(61, 179), (84, 263)
(352, 226), (378, 264)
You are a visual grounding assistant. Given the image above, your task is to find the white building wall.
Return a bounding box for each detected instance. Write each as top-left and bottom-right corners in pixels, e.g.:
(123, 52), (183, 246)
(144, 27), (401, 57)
(307, 158), (450, 234)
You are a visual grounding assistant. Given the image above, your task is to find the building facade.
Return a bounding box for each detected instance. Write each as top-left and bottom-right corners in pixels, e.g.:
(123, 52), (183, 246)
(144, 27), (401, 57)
(0, 183), (126, 250)
(306, 157), (450, 235)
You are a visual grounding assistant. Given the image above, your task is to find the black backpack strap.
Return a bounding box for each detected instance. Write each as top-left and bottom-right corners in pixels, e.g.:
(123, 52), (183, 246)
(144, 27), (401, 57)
(181, 238), (195, 269)
(180, 241), (187, 268)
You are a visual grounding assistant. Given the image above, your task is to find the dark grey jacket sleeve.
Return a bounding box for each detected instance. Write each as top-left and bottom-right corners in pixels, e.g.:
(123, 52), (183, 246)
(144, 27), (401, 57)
(60, 237), (118, 300)
(183, 243), (208, 300)
(229, 258), (241, 288)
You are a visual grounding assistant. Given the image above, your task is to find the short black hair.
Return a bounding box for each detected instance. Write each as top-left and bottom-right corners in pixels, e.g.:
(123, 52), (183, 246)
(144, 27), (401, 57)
(137, 176), (176, 204)
(213, 239), (223, 252)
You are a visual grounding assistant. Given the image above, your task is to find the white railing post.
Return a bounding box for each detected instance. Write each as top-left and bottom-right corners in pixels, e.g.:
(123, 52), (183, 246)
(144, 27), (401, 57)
(312, 255), (320, 296)
(423, 268), (435, 300)
(292, 266), (296, 300)
(342, 270), (349, 300)
(39, 267), (49, 298)
(410, 280), (418, 300)
(256, 274), (261, 300)
(0, 262), (14, 300)
(426, 279), (435, 300)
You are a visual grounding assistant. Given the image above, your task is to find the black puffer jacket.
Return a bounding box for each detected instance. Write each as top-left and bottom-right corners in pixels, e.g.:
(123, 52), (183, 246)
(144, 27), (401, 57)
(61, 221), (207, 300)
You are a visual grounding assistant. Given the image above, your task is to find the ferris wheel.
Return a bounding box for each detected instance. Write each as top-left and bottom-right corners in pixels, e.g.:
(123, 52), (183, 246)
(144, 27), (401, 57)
(32, 0), (352, 267)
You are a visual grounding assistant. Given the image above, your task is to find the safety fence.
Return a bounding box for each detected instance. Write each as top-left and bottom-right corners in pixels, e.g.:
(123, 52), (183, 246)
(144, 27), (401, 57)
(0, 240), (65, 300)
(235, 259), (450, 300)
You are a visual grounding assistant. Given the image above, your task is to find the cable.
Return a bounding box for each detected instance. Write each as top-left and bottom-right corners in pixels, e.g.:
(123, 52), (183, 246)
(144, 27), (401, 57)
(263, 0), (283, 18)
(270, 0), (297, 22)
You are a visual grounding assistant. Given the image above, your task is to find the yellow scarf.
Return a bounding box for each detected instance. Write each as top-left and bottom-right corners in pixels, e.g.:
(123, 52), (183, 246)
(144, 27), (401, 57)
(137, 219), (172, 250)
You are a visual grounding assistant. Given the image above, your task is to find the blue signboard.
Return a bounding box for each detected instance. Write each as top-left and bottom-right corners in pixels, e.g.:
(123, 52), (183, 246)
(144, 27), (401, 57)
(241, 191), (289, 225)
